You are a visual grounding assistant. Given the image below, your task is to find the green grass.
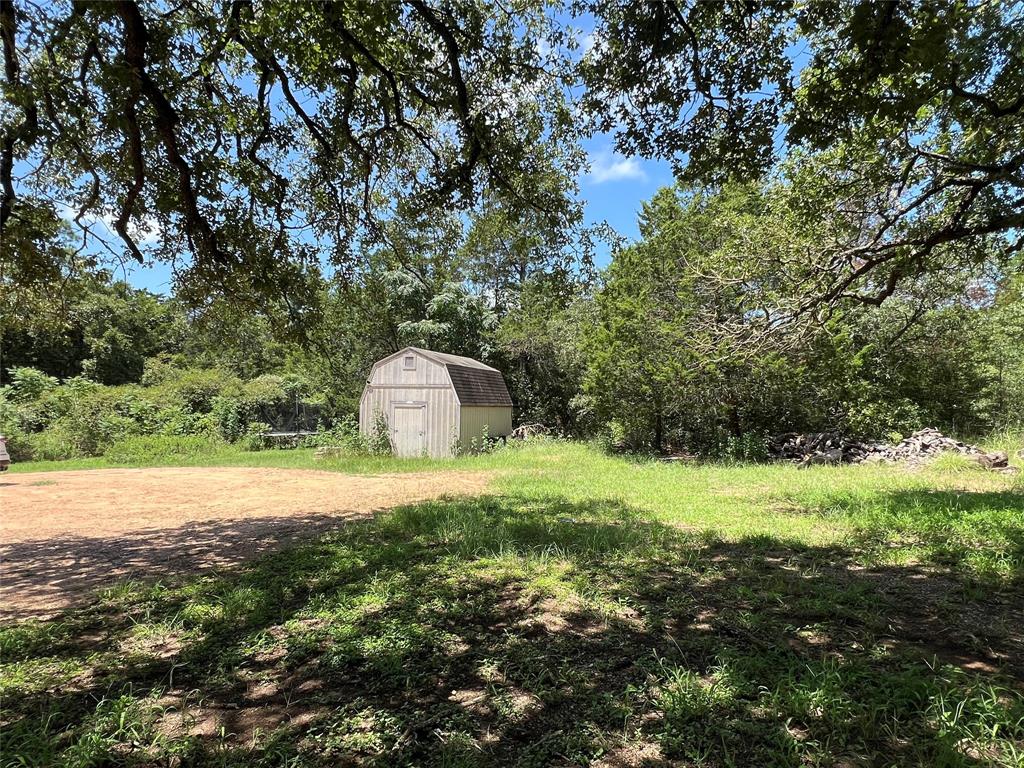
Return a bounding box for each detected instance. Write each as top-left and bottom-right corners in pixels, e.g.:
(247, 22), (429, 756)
(2, 440), (1023, 767)
(7, 442), (544, 475)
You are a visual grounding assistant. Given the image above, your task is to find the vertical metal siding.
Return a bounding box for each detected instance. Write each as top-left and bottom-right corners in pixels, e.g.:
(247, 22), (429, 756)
(360, 351), (460, 457)
(372, 354), (451, 386)
(458, 406), (513, 450)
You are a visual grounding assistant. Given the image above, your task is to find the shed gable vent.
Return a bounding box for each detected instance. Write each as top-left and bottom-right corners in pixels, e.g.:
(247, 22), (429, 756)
(403, 355), (416, 370)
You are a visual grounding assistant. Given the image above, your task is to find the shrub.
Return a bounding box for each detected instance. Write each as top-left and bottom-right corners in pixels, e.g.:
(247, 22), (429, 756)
(302, 415), (367, 453)
(2, 430), (38, 462)
(596, 419), (629, 454)
(843, 396), (924, 440)
(722, 431), (769, 463)
(238, 422), (271, 451)
(5, 367), (59, 403)
(366, 411), (392, 456)
(242, 374), (289, 405)
(211, 396), (247, 442)
(153, 368), (241, 411)
(152, 406), (218, 437)
(25, 377), (103, 431)
(140, 355), (184, 387)
(0, 390), (21, 434)
(104, 435), (225, 464)
(34, 386), (158, 457)
(22, 427), (81, 462)
(466, 424), (501, 455)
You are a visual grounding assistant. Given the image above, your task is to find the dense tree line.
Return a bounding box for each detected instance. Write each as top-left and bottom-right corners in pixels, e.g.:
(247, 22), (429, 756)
(3, 175), (1021, 459)
(585, 183), (1023, 452)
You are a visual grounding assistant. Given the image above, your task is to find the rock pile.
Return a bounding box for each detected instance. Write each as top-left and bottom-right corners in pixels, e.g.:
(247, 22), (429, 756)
(770, 427), (1018, 474)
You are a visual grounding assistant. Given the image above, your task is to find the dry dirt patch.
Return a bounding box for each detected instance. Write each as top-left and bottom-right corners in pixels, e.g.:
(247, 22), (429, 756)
(0, 467), (489, 620)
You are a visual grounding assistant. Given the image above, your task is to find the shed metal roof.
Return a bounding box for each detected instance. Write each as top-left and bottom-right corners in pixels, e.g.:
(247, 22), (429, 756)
(397, 347), (513, 407)
(408, 347), (497, 371)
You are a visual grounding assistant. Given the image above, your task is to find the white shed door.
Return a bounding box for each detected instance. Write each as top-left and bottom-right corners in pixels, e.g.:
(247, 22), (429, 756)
(392, 404), (426, 457)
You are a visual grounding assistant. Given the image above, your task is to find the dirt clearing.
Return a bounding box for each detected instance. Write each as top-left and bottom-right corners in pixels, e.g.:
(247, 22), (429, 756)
(0, 467), (489, 621)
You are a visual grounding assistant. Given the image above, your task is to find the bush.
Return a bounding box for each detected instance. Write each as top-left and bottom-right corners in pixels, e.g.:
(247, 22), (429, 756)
(721, 431), (769, 463)
(34, 386), (158, 457)
(302, 415), (367, 453)
(238, 422), (271, 451)
(0, 390), (22, 435)
(104, 435), (225, 464)
(140, 355), (185, 387)
(1, 364), (328, 462)
(843, 396), (924, 440)
(152, 368), (241, 411)
(242, 374), (290, 404)
(211, 396), (248, 442)
(22, 427), (81, 462)
(466, 424), (503, 455)
(152, 406), (218, 437)
(366, 411), (392, 456)
(5, 367), (59, 403)
(2, 431), (39, 462)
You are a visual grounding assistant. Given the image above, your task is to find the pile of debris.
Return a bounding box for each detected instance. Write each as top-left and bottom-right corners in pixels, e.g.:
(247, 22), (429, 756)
(770, 428), (1018, 474)
(510, 423), (551, 440)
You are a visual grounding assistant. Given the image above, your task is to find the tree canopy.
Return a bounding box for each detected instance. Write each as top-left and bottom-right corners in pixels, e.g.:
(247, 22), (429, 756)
(582, 0), (1024, 310)
(1, 0), (580, 301)
(4, 1), (1022, 309)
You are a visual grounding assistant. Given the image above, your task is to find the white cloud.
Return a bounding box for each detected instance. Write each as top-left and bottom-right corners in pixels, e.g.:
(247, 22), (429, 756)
(581, 31), (597, 56)
(587, 150), (647, 184)
(57, 202), (162, 246)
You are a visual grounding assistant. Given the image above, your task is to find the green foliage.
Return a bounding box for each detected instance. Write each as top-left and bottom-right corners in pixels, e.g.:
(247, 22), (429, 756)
(583, 2), (1024, 308)
(0, 361), (324, 461)
(18, 428), (79, 462)
(465, 423), (502, 456)
(302, 415), (368, 453)
(843, 396), (926, 441)
(366, 411), (392, 457)
(28, 386), (151, 458)
(3, 0), (1021, 469)
(719, 432), (770, 463)
(154, 367), (241, 412)
(3, 0), (579, 306)
(584, 182), (1024, 453)
(104, 434), (224, 464)
(2, 273), (182, 387)
(5, 367), (59, 403)
(238, 422), (272, 452)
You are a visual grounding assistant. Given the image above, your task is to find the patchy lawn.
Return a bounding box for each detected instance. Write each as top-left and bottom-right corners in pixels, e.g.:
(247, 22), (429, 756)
(2, 441), (1022, 766)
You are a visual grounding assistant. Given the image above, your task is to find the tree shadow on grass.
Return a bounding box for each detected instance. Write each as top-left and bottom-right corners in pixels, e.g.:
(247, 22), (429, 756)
(0, 513), (361, 622)
(2, 494), (1023, 767)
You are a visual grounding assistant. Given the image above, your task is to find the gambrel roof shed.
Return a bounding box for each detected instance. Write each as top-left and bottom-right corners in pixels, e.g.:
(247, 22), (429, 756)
(409, 348), (513, 407)
(359, 347), (513, 457)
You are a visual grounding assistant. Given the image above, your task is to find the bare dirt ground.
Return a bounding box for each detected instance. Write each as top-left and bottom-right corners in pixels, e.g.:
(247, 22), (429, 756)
(0, 467), (489, 621)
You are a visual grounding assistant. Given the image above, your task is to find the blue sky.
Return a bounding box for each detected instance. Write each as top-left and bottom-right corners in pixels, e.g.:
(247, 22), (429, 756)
(579, 136), (676, 264)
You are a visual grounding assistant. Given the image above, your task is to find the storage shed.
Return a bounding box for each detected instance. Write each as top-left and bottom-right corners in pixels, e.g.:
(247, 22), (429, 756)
(359, 347), (513, 457)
